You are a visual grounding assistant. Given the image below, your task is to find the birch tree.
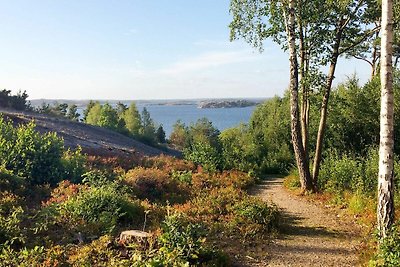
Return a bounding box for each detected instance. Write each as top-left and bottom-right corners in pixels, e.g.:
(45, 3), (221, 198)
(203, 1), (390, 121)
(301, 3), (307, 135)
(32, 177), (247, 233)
(230, 0), (378, 188)
(377, 0), (395, 239)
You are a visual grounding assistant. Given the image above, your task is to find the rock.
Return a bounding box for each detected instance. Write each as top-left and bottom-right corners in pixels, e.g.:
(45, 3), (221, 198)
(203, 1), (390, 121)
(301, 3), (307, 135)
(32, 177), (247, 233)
(118, 230), (153, 245)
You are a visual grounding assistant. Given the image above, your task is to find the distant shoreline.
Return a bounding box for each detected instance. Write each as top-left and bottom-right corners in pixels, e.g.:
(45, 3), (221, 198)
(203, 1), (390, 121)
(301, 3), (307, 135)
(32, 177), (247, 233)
(29, 98), (268, 109)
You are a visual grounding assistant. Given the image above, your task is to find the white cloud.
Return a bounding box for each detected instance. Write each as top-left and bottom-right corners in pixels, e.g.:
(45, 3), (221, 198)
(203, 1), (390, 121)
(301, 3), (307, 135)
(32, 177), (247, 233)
(158, 50), (258, 75)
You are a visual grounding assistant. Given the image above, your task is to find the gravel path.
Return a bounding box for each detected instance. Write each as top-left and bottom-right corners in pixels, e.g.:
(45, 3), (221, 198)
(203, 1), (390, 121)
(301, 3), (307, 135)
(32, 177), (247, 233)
(249, 177), (362, 267)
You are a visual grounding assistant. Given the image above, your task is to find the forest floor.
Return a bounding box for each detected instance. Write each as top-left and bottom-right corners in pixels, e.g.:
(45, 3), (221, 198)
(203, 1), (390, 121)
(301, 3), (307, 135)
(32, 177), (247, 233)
(244, 177), (363, 267)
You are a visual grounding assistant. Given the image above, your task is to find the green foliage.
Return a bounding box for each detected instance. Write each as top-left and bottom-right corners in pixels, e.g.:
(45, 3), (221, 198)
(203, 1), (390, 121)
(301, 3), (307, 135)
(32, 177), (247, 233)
(184, 141), (222, 173)
(171, 170), (192, 184)
(0, 205), (26, 248)
(158, 213), (206, 265)
(61, 182), (144, 234)
(0, 117), (66, 185)
(220, 124), (258, 172)
(169, 119), (189, 150)
(318, 152), (361, 194)
(62, 146), (87, 183)
(140, 107), (157, 144)
(156, 124), (166, 144)
(123, 102), (142, 136)
(68, 235), (128, 266)
(0, 167), (25, 192)
(0, 89), (30, 111)
(231, 196), (279, 238)
(370, 223), (400, 267)
(98, 103), (120, 130)
(66, 104), (80, 121)
(183, 118), (223, 173)
(85, 101), (102, 125)
(220, 96), (293, 175)
(0, 245), (68, 267)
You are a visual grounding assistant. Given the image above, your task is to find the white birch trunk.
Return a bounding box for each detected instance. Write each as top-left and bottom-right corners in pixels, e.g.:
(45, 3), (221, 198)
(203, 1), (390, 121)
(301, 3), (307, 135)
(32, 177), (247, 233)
(287, 0), (313, 191)
(377, 0), (394, 239)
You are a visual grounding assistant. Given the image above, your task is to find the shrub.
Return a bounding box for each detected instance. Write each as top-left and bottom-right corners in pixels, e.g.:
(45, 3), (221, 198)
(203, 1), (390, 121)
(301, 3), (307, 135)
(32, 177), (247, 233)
(191, 170), (255, 191)
(0, 166), (25, 193)
(0, 205), (25, 248)
(370, 224), (400, 267)
(184, 141), (222, 173)
(158, 213), (206, 264)
(230, 196), (279, 238)
(318, 152), (362, 194)
(68, 235), (129, 267)
(178, 187), (244, 224)
(124, 167), (190, 204)
(43, 180), (88, 206)
(0, 245), (68, 267)
(61, 183), (144, 234)
(61, 147), (87, 183)
(144, 155), (195, 173)
(0, 117), (86, 186)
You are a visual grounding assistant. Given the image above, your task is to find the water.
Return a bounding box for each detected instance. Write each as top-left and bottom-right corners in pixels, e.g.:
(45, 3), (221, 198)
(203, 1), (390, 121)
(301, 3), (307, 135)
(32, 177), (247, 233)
(78, 104), (256, 136)
(137, 104), (256, 136)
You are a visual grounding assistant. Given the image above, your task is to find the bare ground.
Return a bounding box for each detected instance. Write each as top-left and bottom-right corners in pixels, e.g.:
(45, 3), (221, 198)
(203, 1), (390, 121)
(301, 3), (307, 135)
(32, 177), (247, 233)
(245, 177), (362, 267)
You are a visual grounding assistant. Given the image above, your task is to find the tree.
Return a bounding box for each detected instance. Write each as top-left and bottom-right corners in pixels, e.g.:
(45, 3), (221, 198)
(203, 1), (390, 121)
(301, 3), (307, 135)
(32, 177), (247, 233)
(169, 120), (189, 150)
(98, 103), (119, 130)
(123, 102), (142, 136)
(229, 0), (379, 188)
(54, 102), (68, 117)
(85, 102), (102, 126)
(230, 0), (313, 190)
(377, 0), (395, 239)
(66, 104), (80, 121)
(141, 107), (156, 143)
(184, 118), (223, 172)
(156, 125), (166, 144)
(83, 100), (96, 122)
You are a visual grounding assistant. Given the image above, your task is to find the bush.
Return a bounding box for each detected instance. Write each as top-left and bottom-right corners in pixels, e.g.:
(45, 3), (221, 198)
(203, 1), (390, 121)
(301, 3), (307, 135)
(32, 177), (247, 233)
(124, 167), (190, 204)
(191, 170), (255, 191)
(0, 167), (25, 193)
(370, 224), (400, 267)
(184, 141), (222, 173)
(0, 245), (68, 267)
(158, 213), (206, 264)
(68, 235), (129, 267)
(177, 187), (244, 224)
(0, 117), (86, 186)
(0, 205), (25, 248)
(231, 196), (279, 238)
(61, 147), (87, 183)
(318, 152), (362, 194)
(144, 155), (195, 173)
(61, 183), (144, 234)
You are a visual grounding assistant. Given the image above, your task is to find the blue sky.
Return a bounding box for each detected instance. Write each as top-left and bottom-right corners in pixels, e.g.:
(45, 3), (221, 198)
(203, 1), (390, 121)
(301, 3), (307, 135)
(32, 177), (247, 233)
(0, 0), (370, 100)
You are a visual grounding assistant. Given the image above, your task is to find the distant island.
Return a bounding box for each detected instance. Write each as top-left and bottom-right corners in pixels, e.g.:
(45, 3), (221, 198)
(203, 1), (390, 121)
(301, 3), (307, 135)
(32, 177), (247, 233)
(198, 99), (258, 109)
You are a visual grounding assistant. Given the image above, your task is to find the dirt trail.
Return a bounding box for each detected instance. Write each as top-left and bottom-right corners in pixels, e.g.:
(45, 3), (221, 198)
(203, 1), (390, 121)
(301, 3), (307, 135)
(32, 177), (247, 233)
(249, 177), (362, 267)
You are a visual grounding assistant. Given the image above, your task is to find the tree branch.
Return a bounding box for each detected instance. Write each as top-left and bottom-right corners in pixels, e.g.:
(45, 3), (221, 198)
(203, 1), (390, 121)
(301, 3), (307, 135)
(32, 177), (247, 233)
(339, 26), (381, 55)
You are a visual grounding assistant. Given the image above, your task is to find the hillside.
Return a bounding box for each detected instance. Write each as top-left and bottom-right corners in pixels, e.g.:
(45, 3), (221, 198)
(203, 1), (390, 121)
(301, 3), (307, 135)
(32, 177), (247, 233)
(0, 108), (179, 158)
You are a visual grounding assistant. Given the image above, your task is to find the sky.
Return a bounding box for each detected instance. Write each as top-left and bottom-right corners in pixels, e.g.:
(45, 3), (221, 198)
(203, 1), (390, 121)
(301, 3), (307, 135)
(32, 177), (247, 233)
(0, 0), (371, 100)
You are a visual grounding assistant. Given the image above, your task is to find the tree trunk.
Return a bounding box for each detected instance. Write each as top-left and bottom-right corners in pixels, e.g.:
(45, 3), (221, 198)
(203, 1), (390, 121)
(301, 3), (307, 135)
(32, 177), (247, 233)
(312, 23), (343, 184)
(371, 30), (379, 79)
(377, 0), (394, 240)
(288, 0), (313, 191)
(298, 19), (309, 166)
